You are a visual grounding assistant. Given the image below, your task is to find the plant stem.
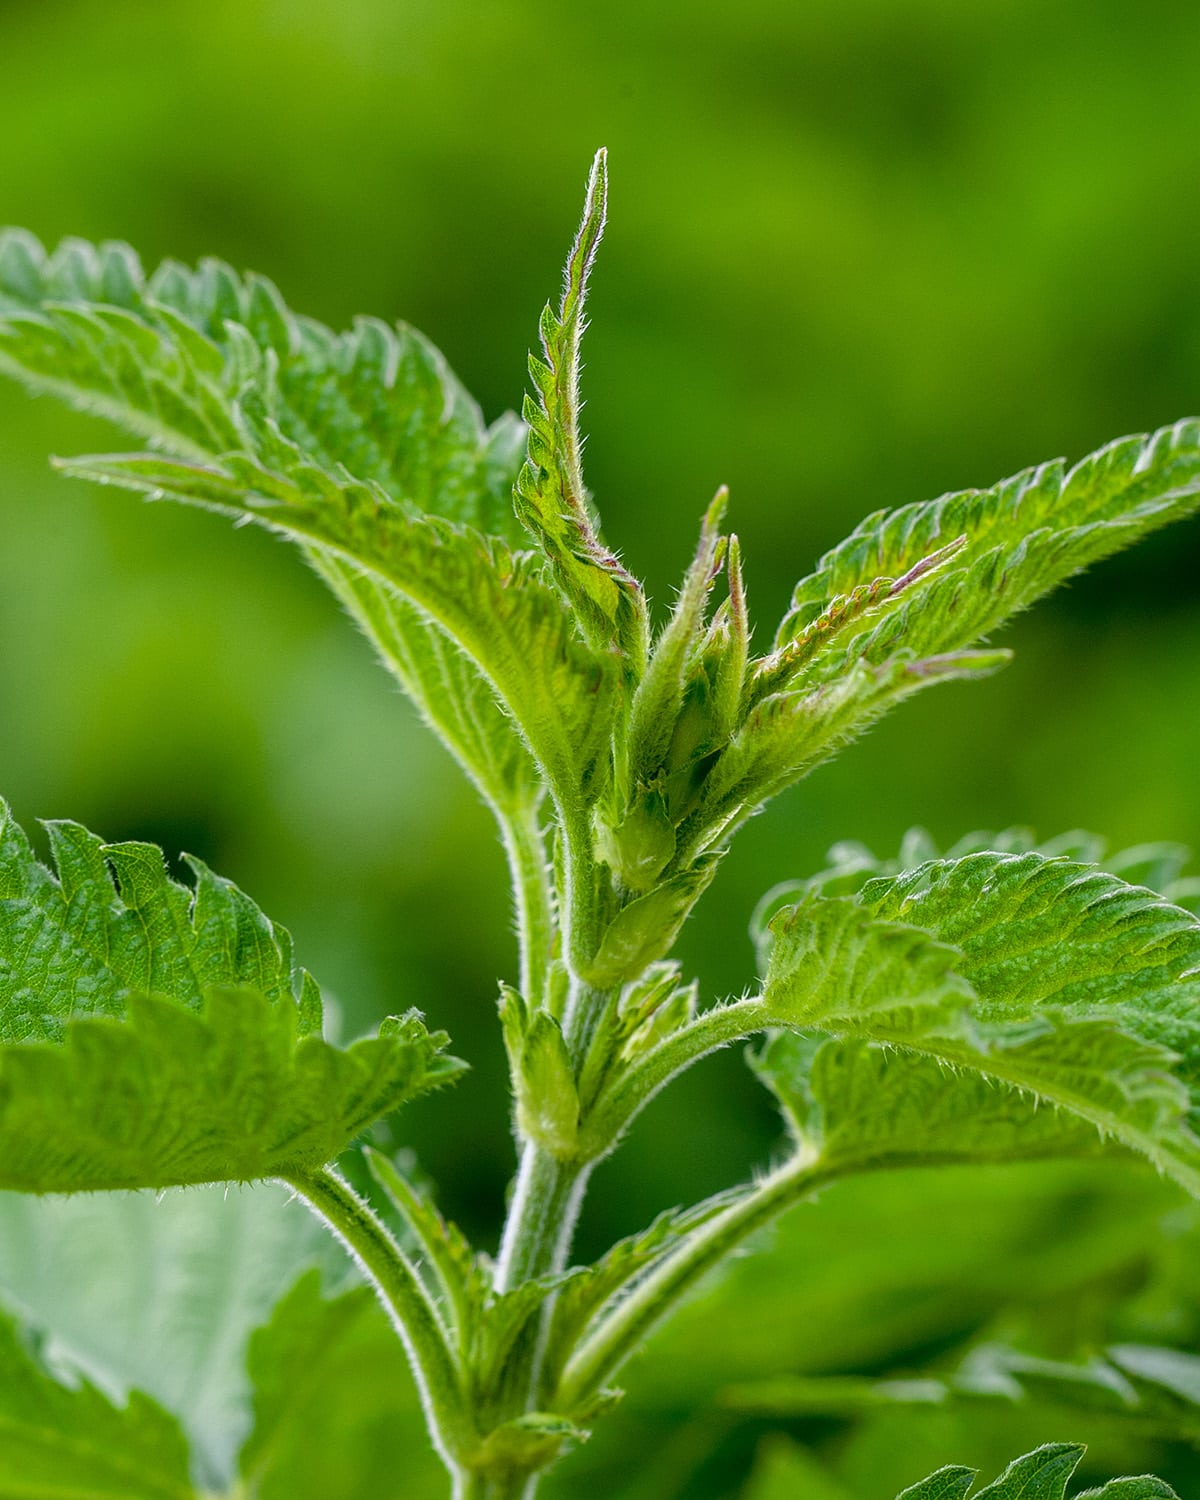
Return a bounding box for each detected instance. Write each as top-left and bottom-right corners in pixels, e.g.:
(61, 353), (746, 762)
(364, 1147), (473, 1352)
(560, 973), (612, 1067)
(454, 1471), (537, 1500)
(285, 1166), (475, 1471)
(557, 1150), (837, 1410)
(498, 796), (554, 1009)
(494, 1141), (592, 1293)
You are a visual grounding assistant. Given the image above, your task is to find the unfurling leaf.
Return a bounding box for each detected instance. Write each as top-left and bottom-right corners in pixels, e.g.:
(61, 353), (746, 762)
(514, 149), (648, 668)
(668, 420), (1200, 867)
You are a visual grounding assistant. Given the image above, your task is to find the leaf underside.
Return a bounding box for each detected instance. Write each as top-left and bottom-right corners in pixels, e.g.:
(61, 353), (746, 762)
(0, 1181), (343, 1488)
(0, 230), (614, 810)
(0, 1304), (196, 1499)
(5, 229), (1200, 850)
(0, 798), (462, 1192)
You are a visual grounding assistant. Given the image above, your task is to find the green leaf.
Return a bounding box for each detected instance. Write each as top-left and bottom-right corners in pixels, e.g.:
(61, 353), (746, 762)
(818, 1035), (1121, 1168)
(513, 149), (648, 666)
(601, 492), (730, 890)
(512, 1009), (580, 1157)
(0, 1304), (196, 1499)
(1078, 1486), (1181, 1499)
(0, 1181), (338, 1487)
(239, 1270), (442, 1500)
(757, 851), (1200, 1192)
(771, 420), (1200, 694)
(0, 229), (613, 817)
(897, 1465), (979, 1500)
(55, 449), (617, 808)
(0, 799), (463, 1191)
(675, 421), (1200, 861)
(896, 1446), (1178, 1500)
(313, 550), (546, 818)
(584, 857), (719, 987)
(774, 828), (1197, 908)
(975, 1444), (1088, 1499)
(0, 229), (522, 536)
(676, 646), (1011, 865)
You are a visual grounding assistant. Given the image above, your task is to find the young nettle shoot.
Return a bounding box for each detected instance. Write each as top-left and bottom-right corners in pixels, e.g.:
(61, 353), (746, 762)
(0, 152), (1197, 1498)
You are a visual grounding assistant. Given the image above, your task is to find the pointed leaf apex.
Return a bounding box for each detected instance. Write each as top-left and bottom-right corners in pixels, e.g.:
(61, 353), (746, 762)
(705, 484), (730, 530)
(563, 149), (609, 322)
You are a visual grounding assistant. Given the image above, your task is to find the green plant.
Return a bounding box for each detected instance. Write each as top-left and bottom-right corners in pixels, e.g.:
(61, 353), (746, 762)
(0, 150), (1198, 1497)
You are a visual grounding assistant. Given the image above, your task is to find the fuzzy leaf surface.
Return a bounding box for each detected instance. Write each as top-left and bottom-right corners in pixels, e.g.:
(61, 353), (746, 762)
(758, 851), (1200, 1191)
(683, 422), (1200, 857)
(0, 799), (462, 1191)
(0, 230), (612, 812)
(514, 150), (647, 664)
(56, 449), (614, 805)
(897, 1446), (1177, 1500)
(0, 229), (522, 535)
(772, 421), (1200, 692)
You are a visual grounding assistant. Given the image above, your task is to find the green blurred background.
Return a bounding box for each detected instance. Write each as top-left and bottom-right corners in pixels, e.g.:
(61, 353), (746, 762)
(2, 0), (1200, 1493)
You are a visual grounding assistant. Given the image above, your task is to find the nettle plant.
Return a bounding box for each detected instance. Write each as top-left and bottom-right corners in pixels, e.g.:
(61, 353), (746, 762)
(0, 152), (1198, 1499)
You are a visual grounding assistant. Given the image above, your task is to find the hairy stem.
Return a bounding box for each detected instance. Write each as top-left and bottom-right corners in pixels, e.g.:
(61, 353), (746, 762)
(559, 805), (606, 996)
(557, 1151), (837, 1411)
(365, 1147), (473, 1353)
(499, 797), (555, 1008)
(494, 1142), (592, 1293)
(561, 974), (614, 1069)
(488, 1145), (592, 1500)
(285, 1167), (475, 1471)
(454, 1472), (537, 1500)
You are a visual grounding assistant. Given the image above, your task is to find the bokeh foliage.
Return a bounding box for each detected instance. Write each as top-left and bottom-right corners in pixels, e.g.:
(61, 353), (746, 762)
(1, 1), (1199, 1493)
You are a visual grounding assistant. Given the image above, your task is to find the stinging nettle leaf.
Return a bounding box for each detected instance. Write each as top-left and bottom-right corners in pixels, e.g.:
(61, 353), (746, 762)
(54, 449), (617, 809)
(666, 420), (1200, 866)
(0, 228), (522, 537)
(0, 226), (602, 843)
(895, 1446), (1179, 1500)
(773, 420), (1200, 691)
(757, 849), (1200, 1193)
(0, 799), (463, 1192)
(513, 149), (648, 667)
(896, 1466), (978, 1500)
(0, 1304), (197, 1499)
